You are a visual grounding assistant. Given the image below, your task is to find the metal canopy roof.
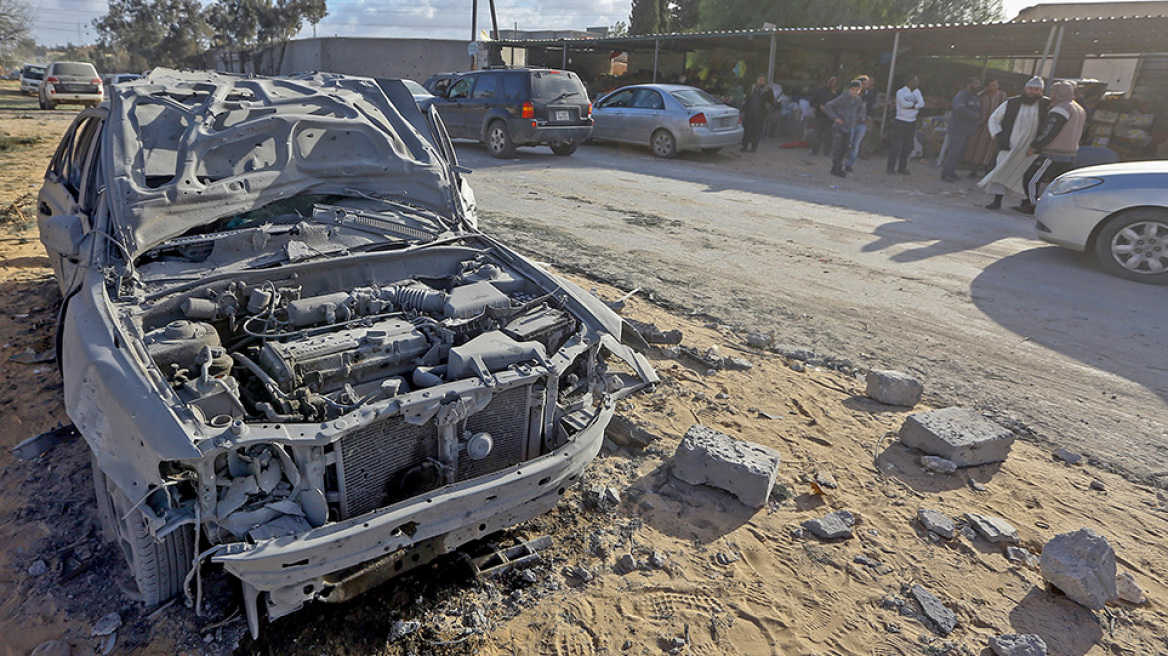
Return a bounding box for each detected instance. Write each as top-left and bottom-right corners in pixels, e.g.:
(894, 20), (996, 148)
(493, 15), (1168, 59)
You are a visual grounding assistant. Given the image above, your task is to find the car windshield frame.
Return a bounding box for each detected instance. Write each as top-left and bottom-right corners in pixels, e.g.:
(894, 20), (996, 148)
(669, 88), (724, 108)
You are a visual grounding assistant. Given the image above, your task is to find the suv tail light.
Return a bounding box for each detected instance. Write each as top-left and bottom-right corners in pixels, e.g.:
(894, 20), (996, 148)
(46, 76), (59, 84)
(689, 112), (708, 128)
(522, 102), (535, 119)
(92, 78), (102, 85)
(587, 102), (592, 117)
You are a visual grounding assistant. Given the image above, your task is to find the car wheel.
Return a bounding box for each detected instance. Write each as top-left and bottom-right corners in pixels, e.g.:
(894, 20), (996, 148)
(651, 130), (677, 158)
(44, 99), (56, 110)
(550, 139), (578, 156)
(486, 121), (516, 159)
(702, 147), (723, 154)
(93, 455), (194, 606)
(1093, 209), (1168, 284)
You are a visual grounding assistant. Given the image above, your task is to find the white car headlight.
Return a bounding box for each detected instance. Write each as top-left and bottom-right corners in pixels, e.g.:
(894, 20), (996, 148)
(1047, 176), (1104, 195)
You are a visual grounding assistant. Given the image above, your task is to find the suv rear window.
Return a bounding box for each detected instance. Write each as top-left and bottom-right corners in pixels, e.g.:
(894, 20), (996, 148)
(52, 63), (98, 77)
(531, 71), (585, 100)
(669, 88), (724, 108)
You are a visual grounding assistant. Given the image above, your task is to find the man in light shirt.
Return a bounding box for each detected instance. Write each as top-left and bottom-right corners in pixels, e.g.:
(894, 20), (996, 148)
(886, 75), (924, 175)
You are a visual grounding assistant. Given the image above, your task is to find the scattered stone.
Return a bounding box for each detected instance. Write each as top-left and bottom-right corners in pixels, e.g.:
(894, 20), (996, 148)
(758, 411), (780, 420)
(1040, 528), (1118, 609)
(1006, 546), (1040, 568)
(885, 622), (901, 634)
(626, 319), (683, 345)
(774, 345), (816, 361)
(30, 640), (71, 656)
(989, 633), (1047, 656)
(99, 633), (116, 656)
(715, 552), (739, 566)
(921, 456), (957, 474)
(669, 636), (687, 649)
(745, 332), (773, 348)
(91, 613), (122, 637)
(1054, 448), (1083, 465)
(28, 559), (49, 576)
(965, 513), (1020, 544)
(899, 407), (1015, 467)
(959, 525), (978, 541)
(880, 594), (906, 609)
(802, 510), (856, 540)
(464, 608), (487, 628)
(918, 508), (956, 539)
(602, 487), (622, 506)
(970, 479), (988, 492)
(715, 392), (729, 400)
(875, 564), (893, 575)
(388, 620), (421, 641)
(814, 471), (838, 489)
(1117, 571), (1147, 604)
(605, 415), (659, 449)
(789, 362), (805, 372)
(671, 424), (782, 508)
(203, 633), (214, 644)
(910, 584), (957, 635)
(662, 346), (681, 359)
(518, 569), (539, 585)
(647, 552), (667, 569)
(1089, 479), (1106, 491)
(865, 370), (924, 406)
(617, 553), (637, 574)
(726, 357), (754, 371)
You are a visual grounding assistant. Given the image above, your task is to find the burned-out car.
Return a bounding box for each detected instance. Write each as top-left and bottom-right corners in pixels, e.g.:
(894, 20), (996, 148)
(36, 69), (655, 635)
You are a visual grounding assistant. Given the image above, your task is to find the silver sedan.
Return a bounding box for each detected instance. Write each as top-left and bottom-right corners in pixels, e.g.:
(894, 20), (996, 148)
(590, 84), (743, 158)
(1036, 161), (1168, 284)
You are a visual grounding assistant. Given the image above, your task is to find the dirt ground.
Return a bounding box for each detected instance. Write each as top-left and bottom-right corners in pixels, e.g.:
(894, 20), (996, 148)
(2, 79), (1167, 656)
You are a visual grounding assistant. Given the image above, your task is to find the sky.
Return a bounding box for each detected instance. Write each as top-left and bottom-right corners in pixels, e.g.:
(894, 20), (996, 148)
(25, 0), (1163, 49)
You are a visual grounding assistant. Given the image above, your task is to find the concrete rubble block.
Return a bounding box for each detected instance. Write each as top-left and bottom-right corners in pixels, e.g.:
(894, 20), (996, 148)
(918, 508), (956, 539)
(1039, 528), (1118, 609)
(1053, 447), (1083, 464)
(1117, 571), (1147, 604)
(989, 633), (1048, 656)
(91, 613), (122, 637)
(910, 584), (957, 635)
(865, 370), (924, 407)
(898, 407), (1015, 467)
(802, 510), (856, 540)
(671, 424), (781, 508)
(921, 455), (957, 474)
(965, 513), (1020, 544)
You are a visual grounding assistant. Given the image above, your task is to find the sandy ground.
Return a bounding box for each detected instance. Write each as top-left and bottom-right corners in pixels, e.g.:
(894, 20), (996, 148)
(2, 80), (1168, 656)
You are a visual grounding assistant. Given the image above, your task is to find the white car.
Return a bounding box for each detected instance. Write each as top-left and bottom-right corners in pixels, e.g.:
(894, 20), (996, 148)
(1036, 161), (1168, 284)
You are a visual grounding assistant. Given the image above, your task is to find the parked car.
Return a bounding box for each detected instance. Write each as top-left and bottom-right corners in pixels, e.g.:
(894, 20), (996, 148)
(376, 77), (435, 110)
(37, 70), (655, 636)
(39, 61), (103, 109)
(590, 84), (743, 158)
(20, 64), (45, 95)
(422, 68), (593, 158)
(1035, 160), (1168, 284)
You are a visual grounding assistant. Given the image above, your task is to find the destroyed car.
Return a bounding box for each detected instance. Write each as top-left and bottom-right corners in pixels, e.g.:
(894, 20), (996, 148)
(36, 69), (656, 636)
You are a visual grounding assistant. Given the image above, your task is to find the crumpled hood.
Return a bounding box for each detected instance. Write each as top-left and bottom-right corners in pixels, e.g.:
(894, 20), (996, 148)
(104, 68), (455, 259)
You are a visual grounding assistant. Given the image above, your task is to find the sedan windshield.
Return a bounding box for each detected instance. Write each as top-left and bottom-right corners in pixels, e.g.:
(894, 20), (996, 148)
(670, 88), (724, 108)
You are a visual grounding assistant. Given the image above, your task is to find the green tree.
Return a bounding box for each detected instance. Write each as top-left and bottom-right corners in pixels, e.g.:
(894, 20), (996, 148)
(910, 0), (1003, 24)
(1, 0), (35, 61)
(669, 0), (701, 32)
(93, 0), (210, 70)
(208, 0), (326, 74)
(697, 0), (1002, 31)
(629, 0), (662, 35)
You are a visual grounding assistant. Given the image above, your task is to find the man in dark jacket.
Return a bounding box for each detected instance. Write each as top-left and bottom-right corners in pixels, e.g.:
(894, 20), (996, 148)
(824, 80), (865, 178)
(810, 76), (839, 156)
(1015, 80), (1087, 214)
(741, 75), (776, 152)
(941, 77), (982, 182)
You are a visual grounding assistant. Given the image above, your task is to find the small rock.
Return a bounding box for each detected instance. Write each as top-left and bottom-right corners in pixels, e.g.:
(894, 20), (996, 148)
(617, 553), (637, 574)
(921, 456), (957, 474)
(865, 370), (924, 406)
(91, 613), (122, 637)
(602, 487), (622, 506)
(1040, 528), (1118, 609)
(875, 564), (893, 575)
(648, 552), (667, 569)
(622, 639), (633, 650)
(1053, 447), (1083, 465)
(802, 510), (856, 540)
(28, 559), (49, 577)
(30, 640), (71, 656)
(989, 633), (1047, 656)
(464, 608), (487, 628)
(715, 392), (729, 400)
(910, 584), (957, 635)
(662, 346), (681, 358)
(885, 622), (901, 633)
(669, 636), (687, 649)
(203, 633), (214, 644)
(745, 332), (773, 348)
(854, 555), (879, 567)
(1006, 546), (1040, 568)
(959, 525), (978, 541)
(814, 471), (838, 489)
(388, 620), (421, 641)
(99, 633), (116, 656)
(1117, 571), (1147, 604)
(1089, 479), (1106, 491)
(563, 565), (594, 583)
(789, 362), (805, 372)
(518, 569), (539, 585)
(918, 508), (956, 539)
(970, 479), (987, 492)
(965, 513), (1020, 544)
(715, 552), (739, 566)
(880, 594), (905, 609)
(726, 357), (753, 371)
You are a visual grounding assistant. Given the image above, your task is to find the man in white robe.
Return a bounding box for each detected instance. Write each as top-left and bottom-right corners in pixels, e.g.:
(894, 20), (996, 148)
(979, 76), (1050, 210)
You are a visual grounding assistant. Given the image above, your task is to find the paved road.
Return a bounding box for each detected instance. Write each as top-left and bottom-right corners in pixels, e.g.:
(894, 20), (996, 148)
(457, 140), (1168, 482)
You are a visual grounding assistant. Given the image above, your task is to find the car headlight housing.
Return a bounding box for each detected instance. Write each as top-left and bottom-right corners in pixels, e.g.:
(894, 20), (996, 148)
(1047, 176), (1104, 195)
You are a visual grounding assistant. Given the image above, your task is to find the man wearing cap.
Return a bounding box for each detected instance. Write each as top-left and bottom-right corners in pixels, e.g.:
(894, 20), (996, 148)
(1014, 80), (1086, 214)
(825, 80), (866, 178)
(941, 77), (982, 182)
(979, 76), (1050, 210)
(886, 75), (924, 175)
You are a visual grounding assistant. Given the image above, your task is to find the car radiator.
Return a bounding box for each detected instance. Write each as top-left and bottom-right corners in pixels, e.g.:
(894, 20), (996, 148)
(334, 384), (537, 519)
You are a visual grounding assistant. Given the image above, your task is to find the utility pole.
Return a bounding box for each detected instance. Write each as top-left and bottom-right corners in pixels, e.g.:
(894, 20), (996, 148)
(471, 0), (478, 69)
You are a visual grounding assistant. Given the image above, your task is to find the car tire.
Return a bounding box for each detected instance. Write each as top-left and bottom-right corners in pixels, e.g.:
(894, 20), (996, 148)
(1093, 209), (1168, 285)
(93, 455), (194, 606)
(550, 139), (578, 156)
(486, 121), (516, 159)
(44, 98), (56, 110)
(651, 130), (677, 158)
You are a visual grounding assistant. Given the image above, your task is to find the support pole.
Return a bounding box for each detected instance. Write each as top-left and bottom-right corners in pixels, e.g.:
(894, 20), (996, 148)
(1035, 24), (1056, 79)
(471, 0), (478, 70)
(880, 31), (901, 139)
(1047, 25), (1066, 85)
(562, 44), (568, 68)
(653, 39), (660, 83)
(767, 32), (777, 83)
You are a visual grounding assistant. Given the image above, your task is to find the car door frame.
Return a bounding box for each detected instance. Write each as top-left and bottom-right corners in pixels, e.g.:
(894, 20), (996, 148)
(593, 88), (636, 142)
(626, 88), (668, 147)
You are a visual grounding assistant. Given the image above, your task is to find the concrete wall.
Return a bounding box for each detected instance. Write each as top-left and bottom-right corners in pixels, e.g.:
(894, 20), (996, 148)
(223, 38), (475, 81)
